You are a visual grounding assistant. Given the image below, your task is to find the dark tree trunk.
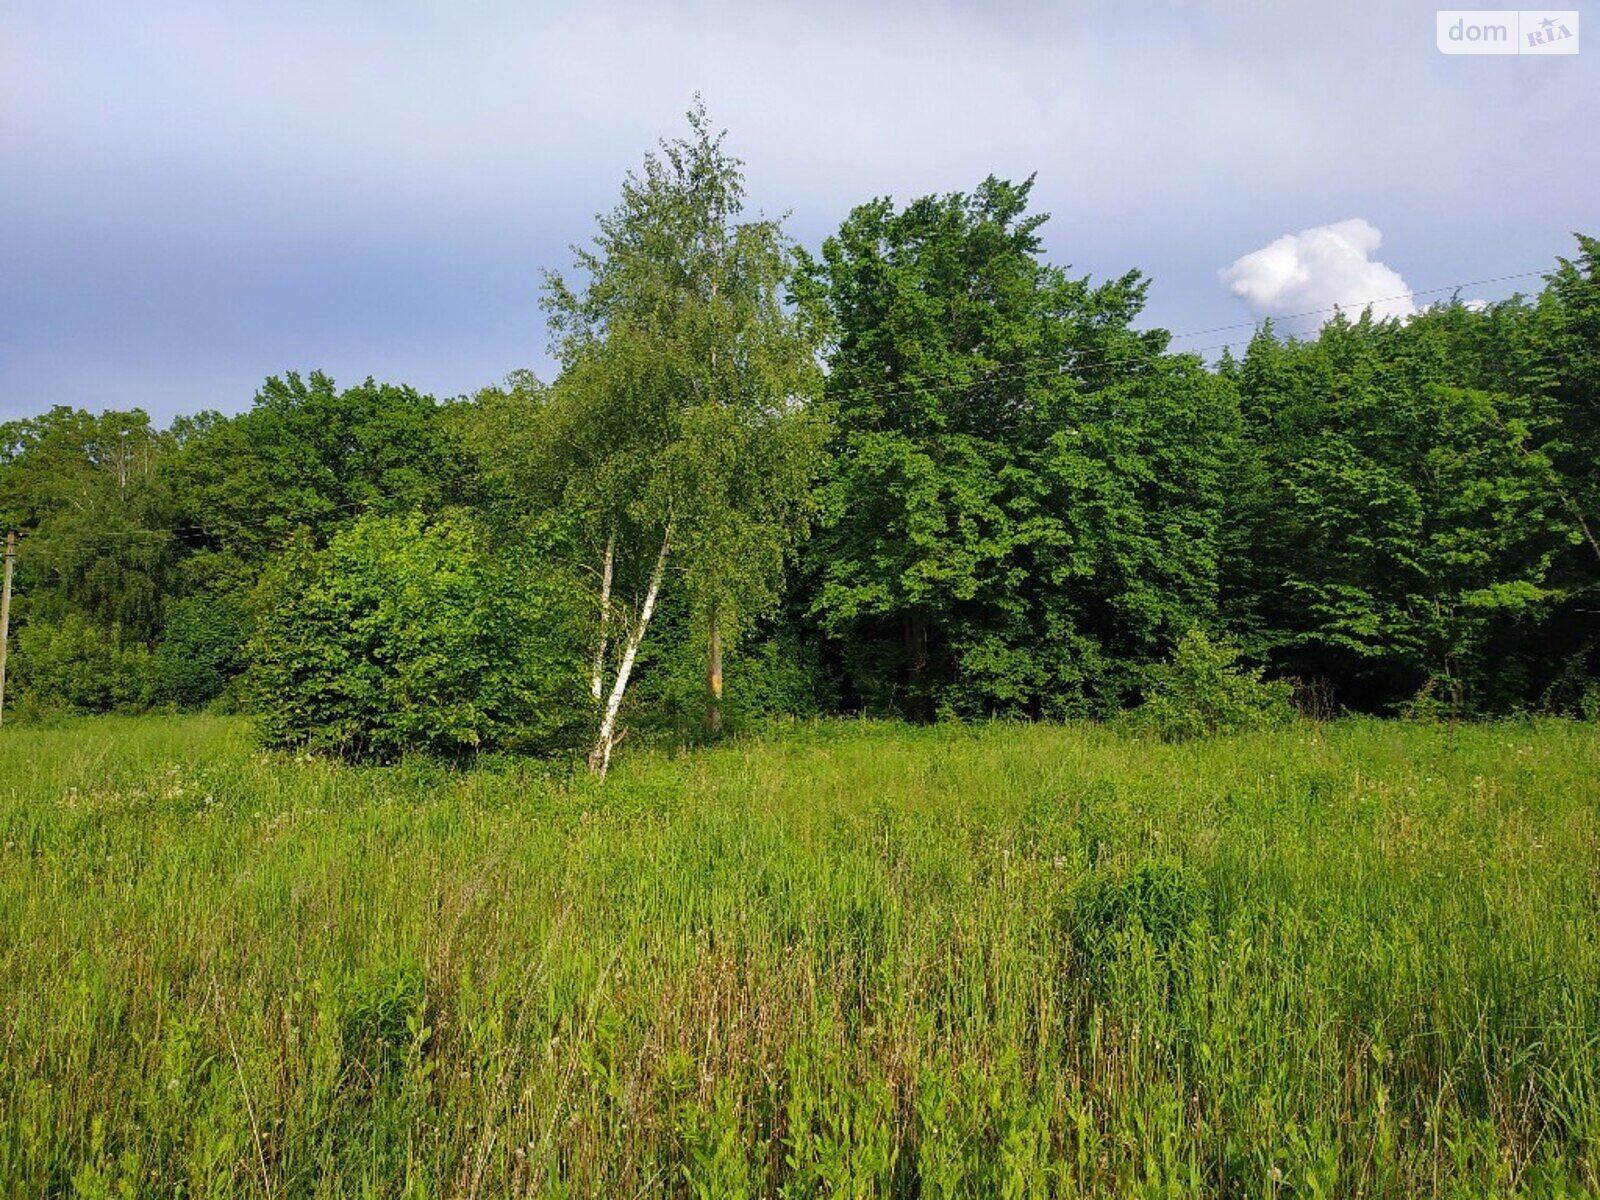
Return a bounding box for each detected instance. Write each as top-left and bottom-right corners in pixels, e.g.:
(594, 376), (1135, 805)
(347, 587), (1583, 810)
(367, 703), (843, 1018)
(905, 612), (932, 721)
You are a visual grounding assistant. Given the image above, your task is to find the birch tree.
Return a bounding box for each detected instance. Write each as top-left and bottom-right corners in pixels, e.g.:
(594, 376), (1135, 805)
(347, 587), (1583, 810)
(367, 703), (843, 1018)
(541, 100), (824, 774)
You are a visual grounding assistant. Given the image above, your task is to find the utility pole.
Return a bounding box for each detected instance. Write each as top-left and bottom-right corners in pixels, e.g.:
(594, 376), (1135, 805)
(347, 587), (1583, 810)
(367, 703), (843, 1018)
(0, 532), (13, 727)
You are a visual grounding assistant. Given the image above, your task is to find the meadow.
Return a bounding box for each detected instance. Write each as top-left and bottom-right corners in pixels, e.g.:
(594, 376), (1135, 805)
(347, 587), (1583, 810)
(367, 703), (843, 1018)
(1, 715), (1597, 1198)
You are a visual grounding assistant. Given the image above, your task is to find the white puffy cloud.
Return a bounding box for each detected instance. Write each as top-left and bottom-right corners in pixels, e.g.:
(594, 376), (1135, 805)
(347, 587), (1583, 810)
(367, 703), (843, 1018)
(1218, 219), (1415, 324)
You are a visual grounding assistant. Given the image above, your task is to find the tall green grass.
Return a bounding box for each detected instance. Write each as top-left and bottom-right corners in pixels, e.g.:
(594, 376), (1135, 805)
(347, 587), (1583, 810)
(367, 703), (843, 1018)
(1, 716), (1597, 1196)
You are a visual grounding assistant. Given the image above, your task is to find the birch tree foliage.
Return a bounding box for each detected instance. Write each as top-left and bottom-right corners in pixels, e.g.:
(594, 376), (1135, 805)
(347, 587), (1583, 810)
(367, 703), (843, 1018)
(540, 100), (825, 771)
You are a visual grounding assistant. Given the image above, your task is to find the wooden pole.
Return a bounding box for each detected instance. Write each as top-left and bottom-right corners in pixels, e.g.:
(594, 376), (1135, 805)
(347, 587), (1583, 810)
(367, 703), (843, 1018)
(0, 532), (14, 727)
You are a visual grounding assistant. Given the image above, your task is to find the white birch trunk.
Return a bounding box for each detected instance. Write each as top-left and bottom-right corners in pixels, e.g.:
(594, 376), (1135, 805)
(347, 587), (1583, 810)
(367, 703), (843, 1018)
(590, 532), (615, 701)
(589, 520), (671, 777)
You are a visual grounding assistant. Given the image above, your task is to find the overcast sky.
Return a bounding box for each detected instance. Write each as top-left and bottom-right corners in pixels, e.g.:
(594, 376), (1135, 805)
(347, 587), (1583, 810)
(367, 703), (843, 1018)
(3, 0), (1594, 423)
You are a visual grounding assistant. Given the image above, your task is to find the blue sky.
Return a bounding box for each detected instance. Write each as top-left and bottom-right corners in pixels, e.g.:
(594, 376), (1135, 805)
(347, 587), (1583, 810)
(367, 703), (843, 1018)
(3, 0), (1595, 422)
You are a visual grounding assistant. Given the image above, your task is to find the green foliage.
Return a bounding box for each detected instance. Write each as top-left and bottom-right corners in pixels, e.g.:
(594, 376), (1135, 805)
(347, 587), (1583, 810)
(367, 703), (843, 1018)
(163, 372), (480, 568)
(340, 962), (432, 1082)
(246, 511), (589, 760)
(0, 408), (174, 714)
(439, 371), (554, 535)
(1069, 858), (1207, 975)
(0, 159), (1597, 742)
(1133, 630), (1293, 741)
(801, 177), (1237, 719)
(540, 100), (827, 750)
(152, 593), (251, 707)
(1580, 683), (1600, 722)
(11, 613), (156, 712)
(1227, 304), (1581, 712)
(629, 617), (835, 738)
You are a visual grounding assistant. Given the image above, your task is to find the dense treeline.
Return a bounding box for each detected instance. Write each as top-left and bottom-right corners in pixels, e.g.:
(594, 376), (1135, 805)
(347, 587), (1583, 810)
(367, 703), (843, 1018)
(3, 111), (1597, 756)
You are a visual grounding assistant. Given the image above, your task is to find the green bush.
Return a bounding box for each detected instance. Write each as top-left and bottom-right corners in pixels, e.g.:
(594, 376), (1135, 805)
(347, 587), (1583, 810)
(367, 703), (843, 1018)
(1132, 629), (1293, 741)
(341, 962), (432, 1082)
(1066, 858), (1207, 997)
(1581, 683), (1600, 722)
(245, 511), (590, 760)
(11, 613), (156, 712)
(152, 593), (252, 707)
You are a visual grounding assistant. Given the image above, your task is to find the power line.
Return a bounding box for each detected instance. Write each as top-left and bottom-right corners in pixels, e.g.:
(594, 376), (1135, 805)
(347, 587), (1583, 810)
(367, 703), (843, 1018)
(1161, 269), (1547, 344)
(11, 493), (405, 553)
(823, 268), (1551, 409)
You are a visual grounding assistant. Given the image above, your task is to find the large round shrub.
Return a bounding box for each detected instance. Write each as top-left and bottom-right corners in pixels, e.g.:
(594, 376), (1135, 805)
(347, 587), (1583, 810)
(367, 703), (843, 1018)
(247, 511), (589, 759)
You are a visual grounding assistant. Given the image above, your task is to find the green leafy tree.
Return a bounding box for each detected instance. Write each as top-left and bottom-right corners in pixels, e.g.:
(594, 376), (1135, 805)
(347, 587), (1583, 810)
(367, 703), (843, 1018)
(9, 613), (156, 713)
(1514, 238), (1600, 704)
(152, 593), (252, 708)
(163, 372), (480, 578)
(799, 177), (1237, 717)
(440, 370), (555, 536)
(155, 372), (482, 703)
(541, 100), (825, 772)
(0, 407), (174, 711)
(1231, 311), (1569, 711)
(1527, 236), (1600, 560)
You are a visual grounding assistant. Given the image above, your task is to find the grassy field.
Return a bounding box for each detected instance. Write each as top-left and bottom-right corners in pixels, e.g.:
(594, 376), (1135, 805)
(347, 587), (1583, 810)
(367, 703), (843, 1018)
(1, 716), (1597, 1197)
